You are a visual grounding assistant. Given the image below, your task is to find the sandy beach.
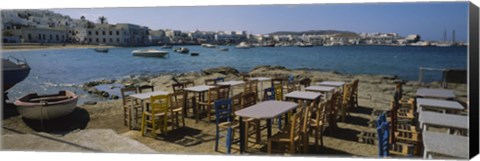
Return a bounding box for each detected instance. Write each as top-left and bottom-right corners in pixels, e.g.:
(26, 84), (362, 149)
(1, 65), (468, 157)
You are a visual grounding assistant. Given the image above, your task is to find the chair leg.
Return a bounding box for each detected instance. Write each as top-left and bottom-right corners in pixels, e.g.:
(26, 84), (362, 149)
(289, 142), (295, 154)
(151, 115), (156, 138)
(314, 128), (319, 151)
(163, 116), (168, 136)
(245, 121), (249, 151)
(181, 111), (186, 127)
(268, 140), (272, 154)
(140, 113), (146, 136)
(215, 127), (219, 152)
(303, 132), (309, 153)
(255, 120), (261, 143)
(227, 128), (232, 154)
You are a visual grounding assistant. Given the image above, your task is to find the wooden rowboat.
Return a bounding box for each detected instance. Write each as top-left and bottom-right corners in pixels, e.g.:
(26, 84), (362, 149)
(14, 90), (78, 120)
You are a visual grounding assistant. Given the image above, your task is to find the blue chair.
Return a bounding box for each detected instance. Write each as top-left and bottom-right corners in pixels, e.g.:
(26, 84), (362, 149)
(215, 77), (225, 83)
(376, 113), (415, 157)
(288, 74), (295, 83)
(263, 87), (282, 128)
(377, 121), (390, 157)
(214, 98), (237, 154)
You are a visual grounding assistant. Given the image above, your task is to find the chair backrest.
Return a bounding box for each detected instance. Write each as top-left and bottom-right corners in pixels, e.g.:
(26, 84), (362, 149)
(170, 91), (185, 109)
(244, 80), (258, 95)
(302, 102), (316, 133)
(218, 85), (230, 99)
(150, 94), (170, 114)
(138, 85), (154, 93)
(376, 112), (387, 128)
(315, 100), (329, 127)
(231, 92), (243, 112)
(207, 86), (220, 103)
(330, 91), (341, 117)
(242, 73), (251, 82)
(120, 87), (137, 105)
(289, 111), (303, 142)
(183, 80), (195, 88)
(273, 84), (283, 101)
(288, 74), (295, 83)
(205, 78), (216, 85)
(215, 77), (225, 83)
(394, 82), (403, 101)
(271, 78), (284, 88)
(300, 78), (312, 88)
(214, 98), (233, 124)
(286, 82), (301, 93)
(242, 91), (257, 108)
(172, 83), (185, 92)
(342, 83), (353, 107)
(377, 121), (390, 157)
(263, 87), (275, 101)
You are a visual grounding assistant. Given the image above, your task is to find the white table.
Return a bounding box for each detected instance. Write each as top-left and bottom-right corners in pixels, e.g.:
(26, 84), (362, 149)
(284, 91), (322, 103)
(184, 85), (215, 122)
(235, 100), (298, 153)
(314, 81), (345, 87)
(416, 88), (456, 100)
(416, 98), (464, 113)
(217, 80), (245, 96)
(305, 85), (336, 100)
(422, 131), (468, 159)
(129, 90), (170, 129)
(419, 111), (468, 135)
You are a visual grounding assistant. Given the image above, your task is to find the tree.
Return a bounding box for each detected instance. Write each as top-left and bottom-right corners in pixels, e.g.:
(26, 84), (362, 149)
(98, 16), (108, 24)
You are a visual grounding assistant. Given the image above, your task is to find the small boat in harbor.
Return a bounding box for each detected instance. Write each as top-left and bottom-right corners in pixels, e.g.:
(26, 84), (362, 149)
(3, 57), (31, 92)
(201, 44), (217, 48)
(219, 48), (229, 51)
(94, 48), (109, 53)
(161, 44), (173, 49)
(235, 42), (251, 49)
(297, 42), (314, 47)
(174, 47), (190, 54)
(190, 52), (200, 56)
(132, 49), (169, 58)
(14, 90), (79, 120)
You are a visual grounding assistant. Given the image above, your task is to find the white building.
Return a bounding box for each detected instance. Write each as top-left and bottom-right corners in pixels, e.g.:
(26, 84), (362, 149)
(85, 23), (150, 46)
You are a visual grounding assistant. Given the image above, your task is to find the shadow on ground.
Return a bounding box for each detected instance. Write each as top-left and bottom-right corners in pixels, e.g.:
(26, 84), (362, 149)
(324, 127), (360, 142)
(3, 102), (20, 119)
(21, 107), (90, 135)
(349, 106), (374, 115)
(152, 126), (215, 147)
(342, 115), (371, 127)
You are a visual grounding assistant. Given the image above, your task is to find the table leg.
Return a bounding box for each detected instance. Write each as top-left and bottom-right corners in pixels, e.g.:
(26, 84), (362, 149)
(267, 119), (272, 138)
(129, 99), (134, 130)
(239, 117), (245, 154)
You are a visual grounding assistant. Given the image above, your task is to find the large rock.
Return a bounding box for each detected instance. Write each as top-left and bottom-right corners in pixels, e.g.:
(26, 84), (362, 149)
(201, 66), (239, 75)
(2, 129), (157, 153)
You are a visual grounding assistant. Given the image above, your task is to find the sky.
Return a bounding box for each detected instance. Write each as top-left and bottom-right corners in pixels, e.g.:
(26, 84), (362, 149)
(52, 2), (469, 42)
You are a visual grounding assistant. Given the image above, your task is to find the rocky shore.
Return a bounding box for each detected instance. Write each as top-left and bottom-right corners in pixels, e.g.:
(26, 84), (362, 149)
(2, 65), (467, 156)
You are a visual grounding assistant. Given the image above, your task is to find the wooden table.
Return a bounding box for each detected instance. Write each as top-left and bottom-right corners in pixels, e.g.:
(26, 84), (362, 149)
(305, 85), (336, 100)
(419, 111), (468, 135)
(416, 88), (456, 100)
(129, 90), (170, 129)
(416, 98), (464, 114)
(422, 131), (468, 159)
(217, 80), (244, 96)
(184, 85), (215, 122)
(284, 91), (322, 105)
(314, 81), (345, 87)
(235, 100), (298, 154)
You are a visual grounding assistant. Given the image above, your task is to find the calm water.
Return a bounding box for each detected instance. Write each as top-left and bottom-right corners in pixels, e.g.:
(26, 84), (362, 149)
(3, 45), (467, 103)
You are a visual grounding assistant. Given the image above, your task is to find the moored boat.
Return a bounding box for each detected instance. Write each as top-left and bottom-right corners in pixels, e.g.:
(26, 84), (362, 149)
(235, 42), (251, 49)
(161, 44), (173, 49)
(94, 48), (109, 53)
(174, 47), (190, 54)
(14, 90), (78, 120)
(3, 57), (31, 92)
(202, 44), (217, 48)
(219, 48), (229, 51)
(190, 52), (200, 56)
(132, 49), (169, 57)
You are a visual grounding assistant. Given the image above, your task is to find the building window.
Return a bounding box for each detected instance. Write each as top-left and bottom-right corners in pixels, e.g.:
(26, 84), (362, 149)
(95, 31), (98, 35)
(28, 34), (32, 40)
(109, 31), (112, 35)
(88, 31), (91, 35)
(89, 38), (92, 42)
(56, 35), (59, 41)
(49, 34), (53, 40)
(96, 38), (99, 43)
(102, 31), (105, 35)
(116, 31), (119, 35)
(38, 34), (41, 40)
(103, 38), (106, 43)
(116, 38), (119, 42)
(109, 38), (112, 42)
(62, 35), (65, 40)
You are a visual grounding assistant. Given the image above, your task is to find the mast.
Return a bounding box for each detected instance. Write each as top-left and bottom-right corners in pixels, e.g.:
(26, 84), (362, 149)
(443, 29), (447, 42)
(452, 30), (455, 43)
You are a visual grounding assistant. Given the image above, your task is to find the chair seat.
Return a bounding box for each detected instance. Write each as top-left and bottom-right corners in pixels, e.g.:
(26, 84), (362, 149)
(395, 131), (420, 143)
(389, 143), (414, 157)
(269, 132), (300, 142)
(219, 121), (239, 129)
(143, 111), (167, 116)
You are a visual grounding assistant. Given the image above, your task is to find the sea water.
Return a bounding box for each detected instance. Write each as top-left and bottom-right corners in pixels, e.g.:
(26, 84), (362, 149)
(3, 45), (467, 103)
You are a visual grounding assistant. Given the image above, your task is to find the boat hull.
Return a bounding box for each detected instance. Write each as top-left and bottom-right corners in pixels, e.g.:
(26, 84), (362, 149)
(3, 59), (31, 91)
(132, 50), (169, 57)
(14, 91), (78, 120)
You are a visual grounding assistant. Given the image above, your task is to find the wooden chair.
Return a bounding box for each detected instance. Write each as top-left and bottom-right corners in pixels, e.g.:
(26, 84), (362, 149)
(351, 79), (359, 108)
(138, 84), (154, 93)
(263, 87), (275, 101)
(141, 94), (170, 137)
(205, 78), (216, 86)
(214, 98), (239, 154)
(340, 83), (353, 122)
(172, 83), (185, 92)
(310, 100), (329, 150)
(170, 91), (186, 129)
(181, 80), (196, 114)
(376, 115), (415, 157)
(301, 102), (316, 153)
(286, 82), (301, 93)
(120, 87), (141, 127)
(244, 80), (259, 99)
(242, 91), (263, 150)
(183, 80), (195, 87)
(328, 91), (341, 132)
(218, 85), (230, 99)
(197, 86), (220, 123)
(273, 84), (285, 128)
(231, 92), (244, 112)
(268, 110), (303, 154)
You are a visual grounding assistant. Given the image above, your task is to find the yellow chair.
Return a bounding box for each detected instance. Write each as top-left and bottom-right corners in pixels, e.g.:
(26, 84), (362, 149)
(268, 110), (303, 154)
(309, 100), (329, 150)
(341, 83), (353, 122)
(170, 91), (186, 130)
(141, 94), (170, 137)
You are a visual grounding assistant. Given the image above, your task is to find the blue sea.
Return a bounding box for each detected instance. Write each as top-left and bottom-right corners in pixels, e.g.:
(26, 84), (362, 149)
(3, 45), (467, 104)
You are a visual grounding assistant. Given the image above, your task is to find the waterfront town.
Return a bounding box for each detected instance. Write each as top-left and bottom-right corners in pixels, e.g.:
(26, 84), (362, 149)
(1, 10), (465, 47)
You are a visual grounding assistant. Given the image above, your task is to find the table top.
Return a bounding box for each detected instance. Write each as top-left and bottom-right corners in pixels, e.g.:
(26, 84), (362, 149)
(284, 91), (322, 100)
(249, 77), (272, 81)
(419, 111), (468, 130)
(235, 100), (298, 119)
(417, 98), (464, 111)
(184, 85), (215, 92)
(130, 91), (169, 100)
(217, 80), (245, 86)
(314, 81), (345, 87)
(305, 85), (336, 92)
(423, 131), (468, 159)
(416, 88), (456, 99)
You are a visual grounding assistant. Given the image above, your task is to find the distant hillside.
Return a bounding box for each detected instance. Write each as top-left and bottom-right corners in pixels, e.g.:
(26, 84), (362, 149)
(269, 30), (358, 36)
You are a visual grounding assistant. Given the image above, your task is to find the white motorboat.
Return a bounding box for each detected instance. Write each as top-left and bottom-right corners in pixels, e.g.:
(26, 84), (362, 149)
(14, 90), (78, 120)
(235, 42), (251, 49)
(202, 44), (217, 48)
(132, 49), (169, 57)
